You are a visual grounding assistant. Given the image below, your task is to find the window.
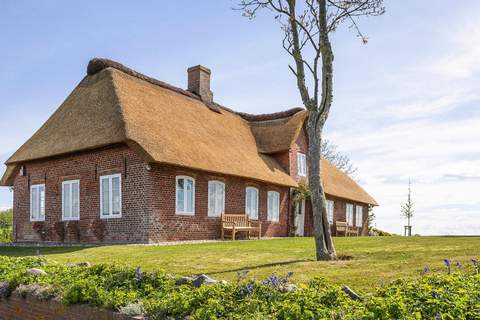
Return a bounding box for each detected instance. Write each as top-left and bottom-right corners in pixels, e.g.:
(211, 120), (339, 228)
(346, 203), (354, 226)
(30, 184), (45, 221)
(326, 200), (334, 224)
(176, 176), (195, 215)
(245, 187), (259, 219)
(356, 206), (363, 227)
(100, 174), (122, 218)
(267, 191), (280, 222)
(297, 153), (307, 177)
(62, 180), (80, 221)
(208, 181), (225, 217)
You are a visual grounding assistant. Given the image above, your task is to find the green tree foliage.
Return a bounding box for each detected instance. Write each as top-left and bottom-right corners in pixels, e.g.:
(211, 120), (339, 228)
(0, 209), (13, 243)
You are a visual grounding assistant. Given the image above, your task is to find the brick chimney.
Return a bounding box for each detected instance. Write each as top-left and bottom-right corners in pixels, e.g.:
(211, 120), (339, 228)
(187, 65), (213, 104)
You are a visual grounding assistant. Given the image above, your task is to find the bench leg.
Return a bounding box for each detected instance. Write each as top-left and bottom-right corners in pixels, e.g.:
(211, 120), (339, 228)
(221, 228), (224, 240)
(232, 228), (236, 241)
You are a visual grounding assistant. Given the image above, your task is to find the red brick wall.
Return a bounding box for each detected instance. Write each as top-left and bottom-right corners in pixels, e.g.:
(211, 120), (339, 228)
(0, 294), (133, 320)
(13, 144), (151, 243)
(147, 164), (290, 241)
(11, 144), (290, 243)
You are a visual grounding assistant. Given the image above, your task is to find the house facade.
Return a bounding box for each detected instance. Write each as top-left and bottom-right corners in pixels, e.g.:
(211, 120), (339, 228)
(0, 59), (377, 243)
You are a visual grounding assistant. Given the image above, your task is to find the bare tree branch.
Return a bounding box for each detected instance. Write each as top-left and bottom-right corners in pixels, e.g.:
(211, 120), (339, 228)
(237, 0), (384, 261)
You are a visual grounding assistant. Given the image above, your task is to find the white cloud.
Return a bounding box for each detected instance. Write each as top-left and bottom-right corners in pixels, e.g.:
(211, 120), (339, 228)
(326, 10), (480, 236)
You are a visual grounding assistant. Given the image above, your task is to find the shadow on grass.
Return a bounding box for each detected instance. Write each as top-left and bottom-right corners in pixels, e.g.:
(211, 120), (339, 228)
(0, 245), (93, 257)
(207, 258), (314, 276)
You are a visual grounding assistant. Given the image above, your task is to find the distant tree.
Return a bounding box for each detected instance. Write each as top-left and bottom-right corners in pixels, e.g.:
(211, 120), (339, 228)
(400, 179), (414, 236)
(367, 204), (375, 231)
(0, 209), (12, 228)
(321, 139), (357, 176)
(237, 0), (385, 261)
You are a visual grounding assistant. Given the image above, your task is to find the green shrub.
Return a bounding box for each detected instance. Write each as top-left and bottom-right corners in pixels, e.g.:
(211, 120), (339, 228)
(0, 209), (13, 243)
(0, 256), (479, 319)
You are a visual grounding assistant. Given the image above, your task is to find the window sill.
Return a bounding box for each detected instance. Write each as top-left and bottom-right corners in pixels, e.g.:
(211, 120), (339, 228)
(176, 212), (195, 216)
(30, 218), (45, 222)
(100, 214), (122, 219)
(62, 217), (80, 222)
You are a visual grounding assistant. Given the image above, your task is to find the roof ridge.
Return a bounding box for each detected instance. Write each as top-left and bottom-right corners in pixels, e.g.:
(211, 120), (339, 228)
(87, 58), (305, 122)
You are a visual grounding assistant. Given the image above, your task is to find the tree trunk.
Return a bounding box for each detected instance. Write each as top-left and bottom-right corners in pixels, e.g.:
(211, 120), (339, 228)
(306, 120), (336, 260)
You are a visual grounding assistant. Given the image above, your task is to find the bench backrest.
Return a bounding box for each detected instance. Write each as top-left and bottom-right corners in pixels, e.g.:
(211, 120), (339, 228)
(222, 214), (251, 228)
(336, 221), (347, 231)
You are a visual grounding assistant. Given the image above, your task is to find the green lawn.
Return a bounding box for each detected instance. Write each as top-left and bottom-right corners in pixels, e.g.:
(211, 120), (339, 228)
(1, 236), (478, 291)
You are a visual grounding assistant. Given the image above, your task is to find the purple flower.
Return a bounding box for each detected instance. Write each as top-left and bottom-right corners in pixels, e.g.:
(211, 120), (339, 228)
(432, 291), (438, 299)
(455, 261), (462, 269)
(134, 266), (143, 283)
(239, 283), (255, 297)
(286, 272), (294, 278)
(443, 259), (451, 274)
(471, 258), (478, 266)
(437, 312), (442, 320)
(263, 274), (280, 287)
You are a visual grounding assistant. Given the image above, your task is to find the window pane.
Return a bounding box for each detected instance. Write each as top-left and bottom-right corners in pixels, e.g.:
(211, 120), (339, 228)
(208, 183), (215, 215)
(112, 177), (121, 215)
(176, 178), (185, 212)
(252, 190), (258, 219)
(72, 182), (79, 218)
(39, 186), (45, 217)
(101, 178), (110, 215)
(215, 183), (223, 216)
(31, 187), (38, 219)
(246, 189), (251, 217)
(186, 179), (194, 213)
(64, 183), (71, 218)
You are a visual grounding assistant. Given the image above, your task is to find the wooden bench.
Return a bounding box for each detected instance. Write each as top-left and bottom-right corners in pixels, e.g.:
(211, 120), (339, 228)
(335, 221), (359, 237)
(221, 214), (262, 240)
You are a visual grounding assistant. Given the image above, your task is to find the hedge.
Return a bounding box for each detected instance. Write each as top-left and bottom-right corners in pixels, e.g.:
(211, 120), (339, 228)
(0, 256), (479, 319)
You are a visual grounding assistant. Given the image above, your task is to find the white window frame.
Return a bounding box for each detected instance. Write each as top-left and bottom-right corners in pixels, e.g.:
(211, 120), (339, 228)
(356, 205), (363, 227)
(62, 180), (80, 221)
(208, 180), (225, 217)
(326, 200), (334, 224)
(30, 184), (45, 222)
(245, 187), (259, 220)
(297, 152), (307, 177)
(176, 176), (195, 216)
(267, 191), (280, 222)
(346, 203), (354, 226)
(99, 174), (122, 218)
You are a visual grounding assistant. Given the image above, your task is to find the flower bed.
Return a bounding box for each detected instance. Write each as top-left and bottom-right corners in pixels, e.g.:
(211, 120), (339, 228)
(0, 256), (478, 319)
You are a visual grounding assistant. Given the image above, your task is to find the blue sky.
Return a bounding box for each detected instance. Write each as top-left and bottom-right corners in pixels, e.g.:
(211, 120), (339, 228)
(1, 1), (479, 235)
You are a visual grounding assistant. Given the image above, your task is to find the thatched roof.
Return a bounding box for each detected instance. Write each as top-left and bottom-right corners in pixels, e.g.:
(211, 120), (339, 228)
(0, 58), (378, 205)
(249, 111), (307, 153)
(2, 61), (298, 187)
(322, 159), (378, 205)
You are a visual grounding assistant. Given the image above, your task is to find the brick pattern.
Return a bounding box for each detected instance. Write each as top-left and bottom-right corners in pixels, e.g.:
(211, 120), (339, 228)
(13, 144), (150, 243)
(11, 127), (369, 243)
(0, 294), (133, 320)
(147, 164), (290, 241)
(12, 144), (290, 243)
